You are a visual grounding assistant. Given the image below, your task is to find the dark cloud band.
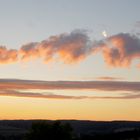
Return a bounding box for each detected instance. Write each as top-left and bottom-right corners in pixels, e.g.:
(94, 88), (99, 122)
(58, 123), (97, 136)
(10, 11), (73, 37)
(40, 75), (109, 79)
(0, 79), (140, 99)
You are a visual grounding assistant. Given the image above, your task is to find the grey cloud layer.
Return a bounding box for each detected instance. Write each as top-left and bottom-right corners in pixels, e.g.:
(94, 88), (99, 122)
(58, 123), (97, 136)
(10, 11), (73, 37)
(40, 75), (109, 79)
(0, 79), (140, 91)
(0, 79), (140, 99)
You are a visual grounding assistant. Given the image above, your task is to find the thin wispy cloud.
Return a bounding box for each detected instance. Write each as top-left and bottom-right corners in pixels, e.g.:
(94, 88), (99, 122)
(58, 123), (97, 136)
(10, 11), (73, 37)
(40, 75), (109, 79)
(0, 79), (140, 100)
(96, 76), (123, 81)
(0, 79), (140, 92)
(0, 89), (87, 99)
(0, 29), (140, 68)
(0, 89), (140, 100)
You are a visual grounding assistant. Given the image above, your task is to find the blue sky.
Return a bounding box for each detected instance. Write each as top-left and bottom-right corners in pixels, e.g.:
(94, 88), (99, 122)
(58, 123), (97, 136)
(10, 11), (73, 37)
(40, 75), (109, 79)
(0, 0), (139, 81)
(0, 0), (140, 47)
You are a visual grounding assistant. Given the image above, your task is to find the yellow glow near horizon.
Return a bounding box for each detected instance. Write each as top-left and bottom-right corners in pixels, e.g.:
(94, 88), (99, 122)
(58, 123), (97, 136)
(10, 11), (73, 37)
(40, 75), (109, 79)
(0, 96), (140, 121)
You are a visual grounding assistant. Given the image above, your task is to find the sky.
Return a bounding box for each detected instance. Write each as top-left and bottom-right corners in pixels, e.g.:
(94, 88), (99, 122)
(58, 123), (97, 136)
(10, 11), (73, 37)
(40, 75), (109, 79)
(0, 0), (140, 120)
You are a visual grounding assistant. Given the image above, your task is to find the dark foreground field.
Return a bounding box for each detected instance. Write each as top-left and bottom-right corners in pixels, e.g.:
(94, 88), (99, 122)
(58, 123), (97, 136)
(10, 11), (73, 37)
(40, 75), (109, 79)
(0, 120), (140, 140)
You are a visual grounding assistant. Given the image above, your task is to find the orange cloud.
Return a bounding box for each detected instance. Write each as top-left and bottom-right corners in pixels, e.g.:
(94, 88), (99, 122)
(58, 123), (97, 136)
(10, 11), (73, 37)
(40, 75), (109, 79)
(19, 42), (39, 62)
(19, 30), (92, 64)
(0, 30), (140, 68)
(96, 76), (123, 81)
(100, 33), (140, 67)
(19, 32), (140, 67)
(0, 46), (18, 64)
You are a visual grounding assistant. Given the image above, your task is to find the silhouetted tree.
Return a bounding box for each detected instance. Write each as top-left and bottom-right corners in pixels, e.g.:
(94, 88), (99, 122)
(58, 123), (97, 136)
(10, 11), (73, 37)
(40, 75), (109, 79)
(25, 121), (73, 140)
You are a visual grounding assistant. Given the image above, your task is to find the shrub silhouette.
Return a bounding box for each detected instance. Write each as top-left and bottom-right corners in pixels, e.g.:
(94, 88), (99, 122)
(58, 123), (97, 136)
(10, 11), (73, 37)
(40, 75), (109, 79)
(25, 121), (73, 140)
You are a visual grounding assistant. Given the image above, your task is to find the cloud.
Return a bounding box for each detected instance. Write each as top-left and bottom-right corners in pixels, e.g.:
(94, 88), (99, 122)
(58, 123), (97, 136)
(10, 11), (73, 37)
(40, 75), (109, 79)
(0, 89), (87, 99)
(0, 79), (140, 100)
(96, 76), (123, 81)
(99, 33), (140, 67)
(19, 29), (93, 64)
(0, 88), (140, 100)
(19, 42), (39, 62)
(0, 46), (18, 64)
(1, 79), (140, 92)
(95, 93), (140, 99)
(0, 29), (140, 68)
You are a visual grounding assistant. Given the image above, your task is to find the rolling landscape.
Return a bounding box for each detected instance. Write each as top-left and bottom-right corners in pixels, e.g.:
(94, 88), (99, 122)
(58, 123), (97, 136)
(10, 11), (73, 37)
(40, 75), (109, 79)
(0, 120), (140, 140)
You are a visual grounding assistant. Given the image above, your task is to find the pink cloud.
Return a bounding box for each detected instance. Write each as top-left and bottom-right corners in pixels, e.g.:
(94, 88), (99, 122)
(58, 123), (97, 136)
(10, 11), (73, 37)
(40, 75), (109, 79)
(0, 30), (140, 68)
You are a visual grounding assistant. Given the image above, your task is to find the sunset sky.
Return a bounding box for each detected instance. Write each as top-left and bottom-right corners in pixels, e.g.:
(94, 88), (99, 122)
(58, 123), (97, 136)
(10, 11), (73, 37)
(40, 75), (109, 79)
(0, 0), (140, 121)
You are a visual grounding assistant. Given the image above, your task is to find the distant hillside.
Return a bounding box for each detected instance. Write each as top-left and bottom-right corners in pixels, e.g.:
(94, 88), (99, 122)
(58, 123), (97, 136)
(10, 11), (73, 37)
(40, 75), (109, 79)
(0, 120), (140, 136)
